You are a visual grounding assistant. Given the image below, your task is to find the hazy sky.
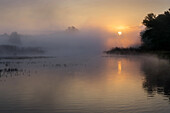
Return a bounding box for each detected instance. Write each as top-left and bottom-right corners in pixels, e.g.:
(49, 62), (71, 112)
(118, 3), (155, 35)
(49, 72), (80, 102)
(0, 0), (169, 34)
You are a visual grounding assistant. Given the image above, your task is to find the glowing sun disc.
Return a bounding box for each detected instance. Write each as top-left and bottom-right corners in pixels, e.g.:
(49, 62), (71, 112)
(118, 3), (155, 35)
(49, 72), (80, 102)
(118, 31), (122, 36)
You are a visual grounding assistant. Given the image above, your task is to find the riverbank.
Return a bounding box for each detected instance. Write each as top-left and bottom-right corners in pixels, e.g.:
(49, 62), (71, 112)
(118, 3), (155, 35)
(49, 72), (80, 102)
(105, 47), (170, 59)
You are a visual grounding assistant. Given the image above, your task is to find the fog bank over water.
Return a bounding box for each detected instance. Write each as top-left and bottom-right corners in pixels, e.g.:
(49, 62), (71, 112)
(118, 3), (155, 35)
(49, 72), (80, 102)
(0, 28), (141, 56)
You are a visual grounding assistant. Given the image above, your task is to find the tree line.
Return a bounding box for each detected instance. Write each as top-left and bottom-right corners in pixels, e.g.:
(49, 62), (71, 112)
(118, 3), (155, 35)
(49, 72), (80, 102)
(141, 8), (170, 50)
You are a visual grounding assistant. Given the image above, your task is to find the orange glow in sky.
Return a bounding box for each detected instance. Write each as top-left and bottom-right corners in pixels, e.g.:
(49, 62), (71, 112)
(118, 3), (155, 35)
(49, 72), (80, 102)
(0, 0), (169, 33)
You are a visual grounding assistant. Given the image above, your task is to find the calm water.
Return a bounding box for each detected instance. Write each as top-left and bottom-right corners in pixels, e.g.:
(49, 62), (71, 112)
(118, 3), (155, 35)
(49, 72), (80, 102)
(0, 54), (170, 113)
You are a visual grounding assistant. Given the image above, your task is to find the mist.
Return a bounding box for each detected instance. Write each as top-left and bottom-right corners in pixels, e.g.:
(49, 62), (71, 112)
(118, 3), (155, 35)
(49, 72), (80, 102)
(0, 27), (142, 57)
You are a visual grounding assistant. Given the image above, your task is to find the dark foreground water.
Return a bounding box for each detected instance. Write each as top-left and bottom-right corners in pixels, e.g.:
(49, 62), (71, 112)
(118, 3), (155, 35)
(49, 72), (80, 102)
(0, 54), (170, 113)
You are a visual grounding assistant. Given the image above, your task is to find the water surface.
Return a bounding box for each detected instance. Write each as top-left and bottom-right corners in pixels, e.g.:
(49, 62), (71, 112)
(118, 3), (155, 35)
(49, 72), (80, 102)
(0, 54), (170, 113)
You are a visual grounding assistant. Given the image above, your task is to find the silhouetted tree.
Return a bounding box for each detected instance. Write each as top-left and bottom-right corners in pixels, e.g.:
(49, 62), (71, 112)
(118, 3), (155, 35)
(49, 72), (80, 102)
(8, 32), (22, 45)
(66, 26), (79, 32)
(141, 9), (170, 50)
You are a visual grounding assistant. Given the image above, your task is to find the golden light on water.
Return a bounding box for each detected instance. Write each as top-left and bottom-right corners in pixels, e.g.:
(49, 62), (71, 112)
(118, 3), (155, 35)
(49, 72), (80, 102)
(118, 61), (122, 74)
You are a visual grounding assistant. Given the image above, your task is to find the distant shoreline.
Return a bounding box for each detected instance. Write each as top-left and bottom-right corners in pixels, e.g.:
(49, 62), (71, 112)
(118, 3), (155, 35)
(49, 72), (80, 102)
(105, 47), (170, 59)
(0, 56), (55, 60)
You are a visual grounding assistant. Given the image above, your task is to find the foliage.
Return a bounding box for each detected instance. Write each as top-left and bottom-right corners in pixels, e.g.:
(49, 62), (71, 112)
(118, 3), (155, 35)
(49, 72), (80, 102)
(141, 9), (170, 50)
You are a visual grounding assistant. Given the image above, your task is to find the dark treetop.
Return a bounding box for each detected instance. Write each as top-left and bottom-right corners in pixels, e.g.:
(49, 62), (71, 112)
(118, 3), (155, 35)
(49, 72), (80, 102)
(140, 9), (170, 50)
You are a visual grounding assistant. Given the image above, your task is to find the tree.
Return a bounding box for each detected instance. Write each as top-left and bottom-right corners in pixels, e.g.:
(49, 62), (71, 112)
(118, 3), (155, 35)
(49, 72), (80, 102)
(8, 32), (22, 46)
(66, 26), (79, 32)
(143, 13), (156, 28)
(141, 9), (170, 50)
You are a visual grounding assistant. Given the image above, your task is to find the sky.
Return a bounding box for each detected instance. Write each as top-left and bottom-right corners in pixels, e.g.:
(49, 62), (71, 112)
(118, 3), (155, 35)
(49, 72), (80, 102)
(0, 0), (169, 34)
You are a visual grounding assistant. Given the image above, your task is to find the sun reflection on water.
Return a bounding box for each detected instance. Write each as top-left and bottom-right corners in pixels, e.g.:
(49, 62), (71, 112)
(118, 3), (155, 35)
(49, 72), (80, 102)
(118, 61), (122, 74)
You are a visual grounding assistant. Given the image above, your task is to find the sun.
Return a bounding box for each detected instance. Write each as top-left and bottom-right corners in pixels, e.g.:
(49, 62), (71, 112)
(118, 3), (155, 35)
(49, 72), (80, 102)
(118, 31), (122, 36)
